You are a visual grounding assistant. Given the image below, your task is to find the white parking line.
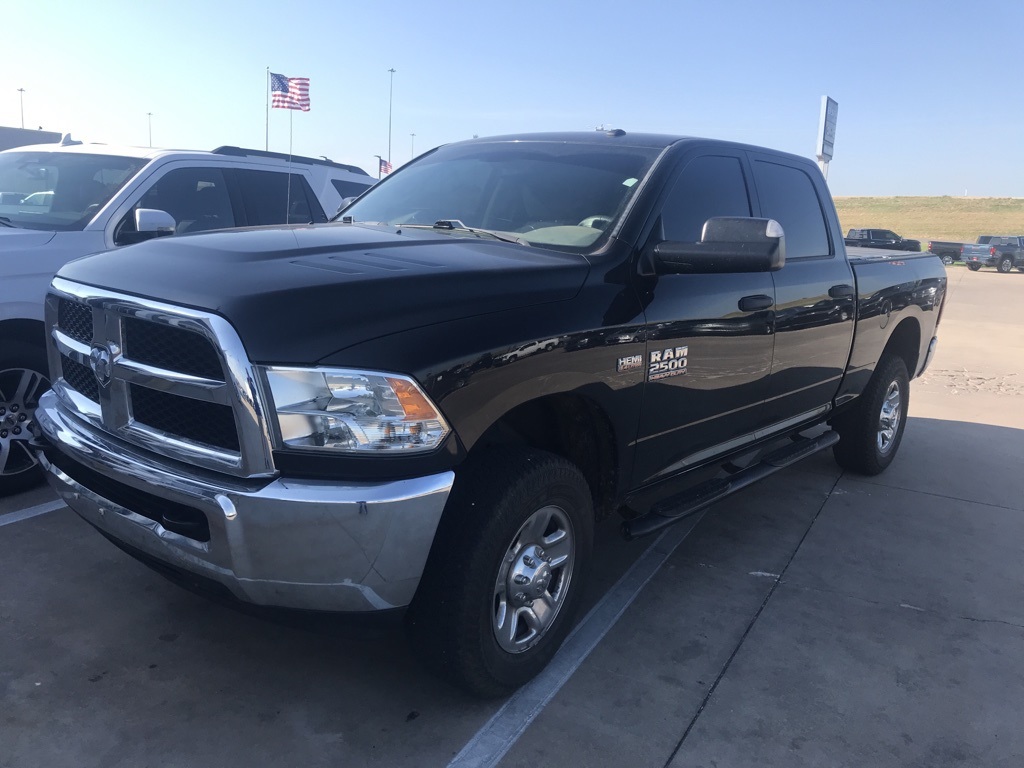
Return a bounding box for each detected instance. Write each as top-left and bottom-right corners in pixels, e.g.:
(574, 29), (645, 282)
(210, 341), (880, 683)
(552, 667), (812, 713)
(0, 499), (65, 528)
(448, 511), (707, 768)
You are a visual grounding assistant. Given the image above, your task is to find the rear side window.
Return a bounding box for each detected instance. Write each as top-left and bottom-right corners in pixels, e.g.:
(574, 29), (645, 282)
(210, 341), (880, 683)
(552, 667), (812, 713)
(754, 161), (830, 259)
(236, 170), (327, 226)
(331, 179), (371, 200)
(660, 155), (751, 242)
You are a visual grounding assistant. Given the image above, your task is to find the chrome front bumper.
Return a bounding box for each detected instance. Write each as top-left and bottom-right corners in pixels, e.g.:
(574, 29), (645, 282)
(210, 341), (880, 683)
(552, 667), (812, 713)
(34, 390), (454, 612)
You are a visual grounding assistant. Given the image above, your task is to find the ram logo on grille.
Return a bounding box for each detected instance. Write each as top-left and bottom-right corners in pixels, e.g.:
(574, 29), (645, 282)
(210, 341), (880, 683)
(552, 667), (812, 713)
(88, 343), (116, 387)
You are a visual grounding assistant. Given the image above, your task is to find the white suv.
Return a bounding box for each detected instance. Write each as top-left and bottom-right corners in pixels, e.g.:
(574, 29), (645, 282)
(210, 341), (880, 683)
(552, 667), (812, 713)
(0, 139), (373, 494)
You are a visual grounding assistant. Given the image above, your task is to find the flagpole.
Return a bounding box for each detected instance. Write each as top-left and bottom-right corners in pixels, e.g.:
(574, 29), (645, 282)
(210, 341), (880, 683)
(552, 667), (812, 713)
(265, 67), (270, 151)
(286, 109), (293, 221)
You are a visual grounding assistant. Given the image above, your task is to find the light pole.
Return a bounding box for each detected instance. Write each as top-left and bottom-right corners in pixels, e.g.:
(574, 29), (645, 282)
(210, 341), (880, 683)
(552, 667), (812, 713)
(410, 133), (416, 160)
(147, 112), (153, 147)
(374, 154), (383, 180)
(387, 68), (396, 164)
(17, 88), (25, 129)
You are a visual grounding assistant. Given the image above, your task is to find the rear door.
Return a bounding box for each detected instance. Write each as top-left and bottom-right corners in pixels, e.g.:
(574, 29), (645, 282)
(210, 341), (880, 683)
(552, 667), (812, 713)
(631, 151), (775, 486)
(750, 154), (855, 432)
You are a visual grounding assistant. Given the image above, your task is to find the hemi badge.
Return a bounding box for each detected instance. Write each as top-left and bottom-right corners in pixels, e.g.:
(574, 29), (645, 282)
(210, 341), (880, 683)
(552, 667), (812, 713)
(617, 354), (643, 373)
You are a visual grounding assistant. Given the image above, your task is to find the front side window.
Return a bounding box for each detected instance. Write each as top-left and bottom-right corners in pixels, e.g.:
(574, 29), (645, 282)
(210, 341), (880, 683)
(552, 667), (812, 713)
(658, 155), (751, 243)
(339, 141), (662, 253)
(754, 161), (830, 259)
(115, 167), (235, 244)
(0, 151), (146, 231)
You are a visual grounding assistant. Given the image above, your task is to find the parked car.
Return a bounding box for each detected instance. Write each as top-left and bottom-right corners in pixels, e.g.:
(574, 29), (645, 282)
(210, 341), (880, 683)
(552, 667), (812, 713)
(34, 131), (946, 695)
(926, 239), (968, 265)
(844, 228), (921, 252)
(961, 235), (1024, 273)
(0, 139), (373, 493)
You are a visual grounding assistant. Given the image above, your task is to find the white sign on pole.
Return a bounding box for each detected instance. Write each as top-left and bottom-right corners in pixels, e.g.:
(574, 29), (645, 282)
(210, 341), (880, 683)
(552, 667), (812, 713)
(816, 96), (839, 162)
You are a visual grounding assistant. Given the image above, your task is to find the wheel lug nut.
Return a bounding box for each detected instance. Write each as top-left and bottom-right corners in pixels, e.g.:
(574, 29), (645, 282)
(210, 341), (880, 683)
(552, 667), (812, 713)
(523, 556), (536, 568)
(0, 430), (7, 438)
(535, 548), (545, 559)
(0, 407), (6, 415)
(18, 413), (26, 422)
(12, 427), (21, 435)
(514, 592), (527, 603)
(514, 575), (529, 585)
(10, 404), (18, 413)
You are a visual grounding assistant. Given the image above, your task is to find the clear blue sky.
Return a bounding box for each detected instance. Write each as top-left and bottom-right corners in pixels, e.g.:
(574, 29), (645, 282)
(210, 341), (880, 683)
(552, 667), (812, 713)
(3, 0), (1022, 197)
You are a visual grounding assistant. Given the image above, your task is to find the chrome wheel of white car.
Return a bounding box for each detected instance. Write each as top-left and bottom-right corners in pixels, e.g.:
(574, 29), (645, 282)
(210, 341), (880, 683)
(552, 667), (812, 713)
(0, 350), (50, 495)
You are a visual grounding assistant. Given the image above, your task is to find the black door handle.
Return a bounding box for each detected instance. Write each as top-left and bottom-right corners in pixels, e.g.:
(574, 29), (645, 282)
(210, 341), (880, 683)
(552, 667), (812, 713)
(738, 294), (774, 312)
(829, 284), (855, 299)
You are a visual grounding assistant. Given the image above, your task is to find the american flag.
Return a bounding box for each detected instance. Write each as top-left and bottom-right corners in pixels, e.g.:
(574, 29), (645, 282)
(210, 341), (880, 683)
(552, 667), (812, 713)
(380, 158), (393, 175)
(270, 72), (310, 112)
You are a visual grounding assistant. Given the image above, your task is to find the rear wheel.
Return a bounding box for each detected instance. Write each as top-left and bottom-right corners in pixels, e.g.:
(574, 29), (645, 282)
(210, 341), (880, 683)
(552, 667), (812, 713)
(0, 342), (50, 496)
(997, 256), (1014, 273)
(832, 354), (909, 476)
(407, 447), (594, 697)
(940, 254), (953, 266)
(967, 262), (982, 271)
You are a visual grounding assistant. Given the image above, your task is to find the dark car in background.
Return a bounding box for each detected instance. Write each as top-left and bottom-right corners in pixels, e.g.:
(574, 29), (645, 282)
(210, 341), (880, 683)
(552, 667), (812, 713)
(844, 228), (922, 252)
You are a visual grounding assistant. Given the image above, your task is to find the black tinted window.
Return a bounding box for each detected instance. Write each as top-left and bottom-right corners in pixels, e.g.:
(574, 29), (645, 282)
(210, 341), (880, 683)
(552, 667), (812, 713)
(116, 167), (235, 244)
(331, 179), (371, 200)
(660, 155), (751, 242)
(237, 170), (326, 225)
(754, 161), (830, 258)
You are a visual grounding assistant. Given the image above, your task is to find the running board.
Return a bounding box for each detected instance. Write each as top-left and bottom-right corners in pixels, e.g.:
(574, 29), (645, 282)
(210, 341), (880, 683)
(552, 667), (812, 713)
(621, 430), (840, 540)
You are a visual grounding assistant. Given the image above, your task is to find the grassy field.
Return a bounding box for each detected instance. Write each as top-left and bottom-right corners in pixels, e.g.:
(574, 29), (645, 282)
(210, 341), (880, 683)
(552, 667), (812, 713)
(833, 197), (1024, 246)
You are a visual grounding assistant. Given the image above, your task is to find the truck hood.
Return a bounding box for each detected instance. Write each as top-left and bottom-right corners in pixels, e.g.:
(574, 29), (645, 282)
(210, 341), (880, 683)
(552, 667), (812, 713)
(0, 227), (57, 250)
(56, 223), (591, 364)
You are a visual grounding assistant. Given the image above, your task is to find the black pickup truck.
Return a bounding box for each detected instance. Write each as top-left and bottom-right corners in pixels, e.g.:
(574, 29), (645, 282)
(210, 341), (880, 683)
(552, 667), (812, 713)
(844, 228), (921, 252)
(32, 132), (946, 696)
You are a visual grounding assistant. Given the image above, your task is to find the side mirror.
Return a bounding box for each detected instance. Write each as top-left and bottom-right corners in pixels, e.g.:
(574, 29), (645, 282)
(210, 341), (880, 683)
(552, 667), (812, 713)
(652, 217), (786, 274)
(135, 208), (176, 238)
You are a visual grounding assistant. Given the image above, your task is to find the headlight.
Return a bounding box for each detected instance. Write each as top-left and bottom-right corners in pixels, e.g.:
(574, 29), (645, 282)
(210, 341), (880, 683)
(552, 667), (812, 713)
(262, 367), (450, 454)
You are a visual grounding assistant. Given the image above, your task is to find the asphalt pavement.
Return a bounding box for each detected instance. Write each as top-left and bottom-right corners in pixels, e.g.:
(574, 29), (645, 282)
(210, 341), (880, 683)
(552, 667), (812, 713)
(2, 266), (1022, 767)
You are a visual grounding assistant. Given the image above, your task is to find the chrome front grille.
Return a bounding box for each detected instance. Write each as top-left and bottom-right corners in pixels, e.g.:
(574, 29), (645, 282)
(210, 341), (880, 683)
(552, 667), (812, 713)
(46, 277), (275, 478)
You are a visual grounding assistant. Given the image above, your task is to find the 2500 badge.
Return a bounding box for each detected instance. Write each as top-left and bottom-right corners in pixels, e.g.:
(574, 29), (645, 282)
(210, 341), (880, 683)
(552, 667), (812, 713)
(648, 346), (688, 380)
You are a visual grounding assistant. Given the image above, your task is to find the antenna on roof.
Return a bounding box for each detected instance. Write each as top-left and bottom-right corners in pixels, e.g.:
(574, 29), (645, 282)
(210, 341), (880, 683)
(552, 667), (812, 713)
(60, 133), (82, 146)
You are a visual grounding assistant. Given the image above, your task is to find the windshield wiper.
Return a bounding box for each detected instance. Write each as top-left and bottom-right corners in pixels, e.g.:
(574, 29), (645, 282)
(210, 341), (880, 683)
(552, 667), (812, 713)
(400, 220), (527, 245)
(0, 216), (15, 228)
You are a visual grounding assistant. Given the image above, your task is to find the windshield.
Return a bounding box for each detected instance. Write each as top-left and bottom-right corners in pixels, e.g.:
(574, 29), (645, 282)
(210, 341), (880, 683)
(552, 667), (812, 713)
(339, 140), (662, 253)
(0, 151), (147, 231)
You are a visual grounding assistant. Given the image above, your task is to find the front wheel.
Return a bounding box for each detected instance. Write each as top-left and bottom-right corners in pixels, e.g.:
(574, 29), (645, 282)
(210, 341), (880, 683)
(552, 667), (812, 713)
(832, 354), (910, 476)
(997, 256), (1014, 273)
(0, 342), (51, 496)
(407, 447), (594, 697)
(967, 262), (982, 271)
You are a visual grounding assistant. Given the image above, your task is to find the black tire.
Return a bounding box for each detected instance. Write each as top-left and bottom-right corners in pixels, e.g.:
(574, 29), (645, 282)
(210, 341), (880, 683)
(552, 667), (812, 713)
(997, 256), (1014, 273)
(0, 341), (51, 496)
(940, 254), (953, 266)
(967, 262), (982, 271)
(832, 354), (909, 476)
(406, 447), (594, 697)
